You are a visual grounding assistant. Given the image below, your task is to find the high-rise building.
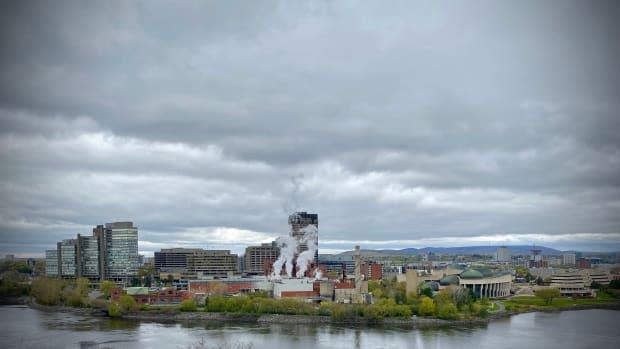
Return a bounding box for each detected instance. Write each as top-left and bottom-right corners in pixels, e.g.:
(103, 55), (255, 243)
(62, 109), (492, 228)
(59, 239), (78, 278)
(495, 246), (511, 262)
(45, 249), (58, 277)
(244, 242), (280, 275)
(77, 234), (100, 279)
(562, 253), (576, 266)
(185, 250), (238, 278)
(103, 221), (139, 281)
(289, 212), (318, 262)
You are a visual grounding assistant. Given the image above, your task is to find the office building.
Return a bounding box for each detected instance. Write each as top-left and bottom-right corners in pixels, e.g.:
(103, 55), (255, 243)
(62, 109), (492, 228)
(45, 249), (58, 277)
(77, 234), (100, 279)
(185, 250), (238, 278)
(103, 221), (139, 281)
(154, 248), (201, 274)
(59, 239), (78, 278)
(562, 253), (576, 266)
(244, 242), (280, 275)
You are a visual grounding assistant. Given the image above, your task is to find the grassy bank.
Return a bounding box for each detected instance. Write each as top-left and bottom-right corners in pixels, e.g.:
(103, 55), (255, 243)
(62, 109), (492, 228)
(503, 292), (620, 313)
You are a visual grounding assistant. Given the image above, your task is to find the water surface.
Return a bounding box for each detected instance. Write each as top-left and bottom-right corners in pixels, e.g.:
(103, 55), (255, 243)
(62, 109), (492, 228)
(1, 305), (618, 348)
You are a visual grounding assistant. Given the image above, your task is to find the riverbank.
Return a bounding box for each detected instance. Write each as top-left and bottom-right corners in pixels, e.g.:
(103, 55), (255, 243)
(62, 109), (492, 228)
(23, 300), (620, 329)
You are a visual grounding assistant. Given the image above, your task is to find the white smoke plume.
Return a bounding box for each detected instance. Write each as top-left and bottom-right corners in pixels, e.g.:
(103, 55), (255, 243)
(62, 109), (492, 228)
(295, 224), (318, 278)
(270, 222), (318, 279)
(271, 235), (297, 279)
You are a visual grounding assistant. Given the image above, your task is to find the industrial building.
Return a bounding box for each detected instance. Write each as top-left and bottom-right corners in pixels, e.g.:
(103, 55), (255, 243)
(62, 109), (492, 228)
(289, 212), (318, 262)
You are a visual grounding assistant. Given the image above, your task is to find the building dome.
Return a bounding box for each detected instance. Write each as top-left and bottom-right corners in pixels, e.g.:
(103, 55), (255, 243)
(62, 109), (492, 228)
(460, 269), (484, 279)
(439, 274), (460, 286)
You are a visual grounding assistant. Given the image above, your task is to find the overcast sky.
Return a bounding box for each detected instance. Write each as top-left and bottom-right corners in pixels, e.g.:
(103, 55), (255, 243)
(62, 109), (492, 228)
(1, 1), (619, 257)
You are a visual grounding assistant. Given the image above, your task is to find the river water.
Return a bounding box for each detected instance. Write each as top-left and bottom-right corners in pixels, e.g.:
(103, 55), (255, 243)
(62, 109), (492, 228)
(0, 305), (618, 348)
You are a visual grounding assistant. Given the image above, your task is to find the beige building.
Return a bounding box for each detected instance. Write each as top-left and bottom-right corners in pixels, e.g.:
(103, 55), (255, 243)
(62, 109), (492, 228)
(244, 242), (279, 274)
(185, 250), (238, 278)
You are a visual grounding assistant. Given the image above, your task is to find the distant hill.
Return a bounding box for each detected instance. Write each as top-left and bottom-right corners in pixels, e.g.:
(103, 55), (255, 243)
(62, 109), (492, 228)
(335, 245), (563, 257)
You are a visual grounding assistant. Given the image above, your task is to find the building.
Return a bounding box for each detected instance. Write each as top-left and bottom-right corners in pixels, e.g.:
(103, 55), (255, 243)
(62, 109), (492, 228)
(77, 234), (100, 279)
(154, 248), (202, 274)
(549, 272), (592, 297)
(103, 221), (139, 281)
(185, 250), (238, 278)
(188, 277), (273, 297)
(289, 212), (318, 262)
(576, 258), (591, 269)
(495, 246), (511, 262)
(244, 242), (280, 275)
(45, 249), (58, 277)
(562, 253), (576, 266)
(360, 261), (383, 281)
(59, 239), (78, 278)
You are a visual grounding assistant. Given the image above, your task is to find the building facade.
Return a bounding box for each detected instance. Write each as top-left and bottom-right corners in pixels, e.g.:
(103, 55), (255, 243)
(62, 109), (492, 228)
(562, 253), (576, 266)
(185, 250), (238, 278)
(154, 248), (202, 274)
(45, 249), (58, 277)
(59, 239), (78, 278)
(104, 222), (139, 281)
(244, 242), (280, 275)
(77, 234), (100, 279)
(495, 246), (511, 262)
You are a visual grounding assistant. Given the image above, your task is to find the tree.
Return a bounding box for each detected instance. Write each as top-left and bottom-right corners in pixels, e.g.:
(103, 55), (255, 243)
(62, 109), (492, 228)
(536, 288), (561, 305)
(100, 280), (116, 298)
(31, 277), (63, 305)
(436, 302), (459, 320)
(119, 294), (139, 312)
(418, 296), (435, 316)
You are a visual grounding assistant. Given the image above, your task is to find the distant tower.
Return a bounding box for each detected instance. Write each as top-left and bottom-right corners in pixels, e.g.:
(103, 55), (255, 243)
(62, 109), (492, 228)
(496, 246), (511, 262)
(288, 212), (318, 262)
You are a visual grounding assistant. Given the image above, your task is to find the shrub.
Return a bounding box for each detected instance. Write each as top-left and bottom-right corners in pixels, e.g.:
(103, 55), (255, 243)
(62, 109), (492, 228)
(436, 302), (459, 320)
(418, 296), (435, 316)
(119, 295), (139, 312)
(31, 277), (63, 305)
(179, 299), (198, 312)
(108, 303), (122, 317)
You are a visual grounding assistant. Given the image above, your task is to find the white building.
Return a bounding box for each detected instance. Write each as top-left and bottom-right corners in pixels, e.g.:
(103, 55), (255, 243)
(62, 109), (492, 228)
(495, 246), (511, 262)
(562, 253), (576, 266)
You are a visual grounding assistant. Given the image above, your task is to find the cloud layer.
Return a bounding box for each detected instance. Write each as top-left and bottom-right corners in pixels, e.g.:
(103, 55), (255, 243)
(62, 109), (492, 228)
(1, 1), (619, 256)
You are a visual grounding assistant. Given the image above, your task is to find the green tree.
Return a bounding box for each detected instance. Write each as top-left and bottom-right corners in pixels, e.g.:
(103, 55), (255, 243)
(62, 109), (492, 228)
(418, 296), (435, 316)
(436, 302), (459, 320)
(100, 280), (116, 298)
(31, 277), (63, 305)
(119, 294), (139, 312)
(536, 288), (561, 305)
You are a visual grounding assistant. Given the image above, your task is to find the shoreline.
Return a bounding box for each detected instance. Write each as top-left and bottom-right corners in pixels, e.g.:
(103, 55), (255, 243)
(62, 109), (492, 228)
(18, 301), (620, 328)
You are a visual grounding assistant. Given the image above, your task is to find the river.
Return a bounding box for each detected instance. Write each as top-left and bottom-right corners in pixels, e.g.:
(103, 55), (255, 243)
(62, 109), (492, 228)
(0, 305), (618, 348)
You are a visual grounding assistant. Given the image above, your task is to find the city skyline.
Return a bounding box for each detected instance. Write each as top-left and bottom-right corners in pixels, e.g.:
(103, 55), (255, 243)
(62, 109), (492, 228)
(1, 1), (620, 257)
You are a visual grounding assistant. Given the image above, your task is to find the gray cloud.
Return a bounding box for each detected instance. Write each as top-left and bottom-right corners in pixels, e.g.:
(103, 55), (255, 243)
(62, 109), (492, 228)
(1, 1), (619, 256)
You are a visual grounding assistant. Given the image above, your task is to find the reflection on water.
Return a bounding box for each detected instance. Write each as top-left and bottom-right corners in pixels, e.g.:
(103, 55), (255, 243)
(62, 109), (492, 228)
(1, 305), (619, 349)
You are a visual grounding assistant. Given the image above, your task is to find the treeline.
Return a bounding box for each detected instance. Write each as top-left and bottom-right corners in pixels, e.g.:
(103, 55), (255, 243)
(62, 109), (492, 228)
(28, 277), (116, 309)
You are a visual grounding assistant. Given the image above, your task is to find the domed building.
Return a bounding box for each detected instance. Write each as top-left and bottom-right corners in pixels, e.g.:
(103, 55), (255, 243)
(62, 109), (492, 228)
(457, 269), (511, 298)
